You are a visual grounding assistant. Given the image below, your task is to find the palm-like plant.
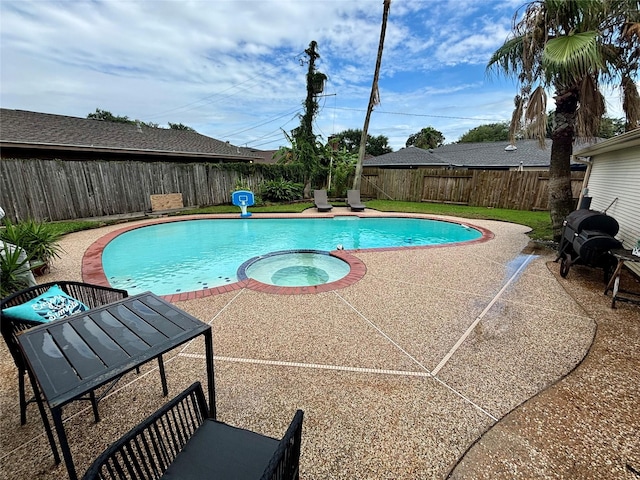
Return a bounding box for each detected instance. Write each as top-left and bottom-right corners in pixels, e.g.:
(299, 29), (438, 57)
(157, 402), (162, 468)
(488, 0), (640, 239)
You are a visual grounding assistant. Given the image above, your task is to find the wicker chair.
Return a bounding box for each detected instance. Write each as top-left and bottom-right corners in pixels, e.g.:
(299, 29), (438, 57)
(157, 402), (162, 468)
(0, 281), (166, 425)
(82, 382), (304, 480)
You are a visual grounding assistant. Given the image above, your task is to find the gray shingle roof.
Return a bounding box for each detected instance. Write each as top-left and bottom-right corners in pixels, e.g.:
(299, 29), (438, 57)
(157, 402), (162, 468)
(0, 109), (258, 160)
(240, 147), (279, 164)
(364, 146), (450, 167)
(364, 139), (598, 169)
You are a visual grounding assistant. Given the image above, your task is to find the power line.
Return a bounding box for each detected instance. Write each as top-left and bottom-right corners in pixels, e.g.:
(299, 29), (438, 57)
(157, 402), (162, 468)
(145, 50), (306, 120)
(218, 107), (302, 138)
(332, 106), (505, 122)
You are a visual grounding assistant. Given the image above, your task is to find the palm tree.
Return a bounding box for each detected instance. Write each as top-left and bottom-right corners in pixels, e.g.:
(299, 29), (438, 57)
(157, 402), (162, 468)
(353, 0), (391, 191)
(488, 0), (639, 240)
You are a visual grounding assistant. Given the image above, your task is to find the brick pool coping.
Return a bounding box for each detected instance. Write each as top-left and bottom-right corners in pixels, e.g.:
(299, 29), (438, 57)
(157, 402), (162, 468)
(82, 212), (494, 301)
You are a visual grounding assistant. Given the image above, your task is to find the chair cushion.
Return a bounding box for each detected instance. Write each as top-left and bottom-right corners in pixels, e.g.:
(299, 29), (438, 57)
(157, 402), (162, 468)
(1, 285), (88, 323)
(160, 419), (279, 480)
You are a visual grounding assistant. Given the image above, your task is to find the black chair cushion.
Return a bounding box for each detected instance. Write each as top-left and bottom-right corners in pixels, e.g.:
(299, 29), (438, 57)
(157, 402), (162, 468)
(160, 419), (279, 479)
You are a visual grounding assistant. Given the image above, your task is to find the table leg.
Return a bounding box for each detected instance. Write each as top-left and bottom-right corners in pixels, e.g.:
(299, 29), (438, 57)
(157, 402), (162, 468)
(204, 329), (216, 419)
(51, 407), (78, 480)
(27, 369), (60, 464)
(158, 354), (168, 396)
(611, 275), (621, 308)
(604, 260), (624, 295)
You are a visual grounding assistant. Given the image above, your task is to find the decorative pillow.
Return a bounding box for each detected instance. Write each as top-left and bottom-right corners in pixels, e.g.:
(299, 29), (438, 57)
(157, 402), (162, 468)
(2, 285), (89, 323)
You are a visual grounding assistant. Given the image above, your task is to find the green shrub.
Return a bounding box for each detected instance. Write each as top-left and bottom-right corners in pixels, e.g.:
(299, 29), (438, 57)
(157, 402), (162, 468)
(0, 218), (63, 264)
(260, 179), (304, 202)
(0, 244), (33, 297)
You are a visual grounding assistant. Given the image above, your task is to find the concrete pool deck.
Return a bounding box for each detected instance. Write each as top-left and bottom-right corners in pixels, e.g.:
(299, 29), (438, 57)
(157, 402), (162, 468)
(1, 208), (638, 479)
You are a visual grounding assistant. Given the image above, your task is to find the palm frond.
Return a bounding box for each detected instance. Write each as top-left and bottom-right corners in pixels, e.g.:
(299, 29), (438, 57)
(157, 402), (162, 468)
(543, 31), (602, 70)
(486, 36), (526, 77)
(524, 85), (548, 147)
(576, 75), (605, 138)
(622, 74), (640, 131)
(509, 94), (525, 144)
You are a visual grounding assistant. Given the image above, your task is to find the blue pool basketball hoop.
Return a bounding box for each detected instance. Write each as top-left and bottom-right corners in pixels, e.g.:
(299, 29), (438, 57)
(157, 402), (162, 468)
(231, 190), (254, 217)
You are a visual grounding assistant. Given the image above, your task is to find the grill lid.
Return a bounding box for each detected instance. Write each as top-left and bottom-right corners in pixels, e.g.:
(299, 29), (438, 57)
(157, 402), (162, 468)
(564, 210), (619, 237)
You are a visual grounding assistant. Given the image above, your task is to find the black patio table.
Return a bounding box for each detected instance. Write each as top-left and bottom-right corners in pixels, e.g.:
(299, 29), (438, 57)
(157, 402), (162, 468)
(17, 291), (216, 480)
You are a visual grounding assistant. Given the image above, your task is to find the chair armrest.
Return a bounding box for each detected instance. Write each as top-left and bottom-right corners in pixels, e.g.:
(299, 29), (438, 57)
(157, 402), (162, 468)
(260, 410), (304, 480)
(82, 382), (209, 480)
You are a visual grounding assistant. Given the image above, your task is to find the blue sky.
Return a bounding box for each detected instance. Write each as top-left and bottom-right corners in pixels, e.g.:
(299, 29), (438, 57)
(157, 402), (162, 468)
(0, 0), (629, 151)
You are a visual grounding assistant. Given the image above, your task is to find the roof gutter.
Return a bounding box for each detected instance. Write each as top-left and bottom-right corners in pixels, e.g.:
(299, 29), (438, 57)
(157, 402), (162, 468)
(573, 155), (593, 209)
(572, 128), (640, 157)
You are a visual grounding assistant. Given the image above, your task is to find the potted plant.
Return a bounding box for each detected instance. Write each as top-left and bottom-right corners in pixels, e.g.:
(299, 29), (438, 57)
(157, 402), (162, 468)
(0, 218), (63, 276)
(0, 244), (35, 297)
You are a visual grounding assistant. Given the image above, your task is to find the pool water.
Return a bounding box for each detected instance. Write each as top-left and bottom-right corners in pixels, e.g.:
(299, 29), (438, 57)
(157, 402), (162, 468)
(101, 217), (482, 295)
(240, 251), (351, 287)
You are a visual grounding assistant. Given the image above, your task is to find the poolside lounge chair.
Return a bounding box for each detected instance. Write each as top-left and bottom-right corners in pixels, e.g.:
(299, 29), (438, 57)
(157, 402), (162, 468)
(313, 189), (333, 212)
(82, 382), (304, 480)
(347, 190), (366, 212)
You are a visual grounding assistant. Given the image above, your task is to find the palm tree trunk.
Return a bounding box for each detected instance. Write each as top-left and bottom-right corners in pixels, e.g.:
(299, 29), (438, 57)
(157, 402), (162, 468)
(549, 89), (579, 241)
(353, 0), (390, 191)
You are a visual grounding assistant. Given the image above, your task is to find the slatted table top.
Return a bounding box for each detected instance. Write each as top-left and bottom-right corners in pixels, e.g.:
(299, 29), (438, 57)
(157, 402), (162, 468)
(18, 292), (210, 409)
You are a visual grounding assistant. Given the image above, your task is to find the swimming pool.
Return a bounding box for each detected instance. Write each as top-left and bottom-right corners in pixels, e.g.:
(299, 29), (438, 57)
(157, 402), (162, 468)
(100, 217), (484, 295)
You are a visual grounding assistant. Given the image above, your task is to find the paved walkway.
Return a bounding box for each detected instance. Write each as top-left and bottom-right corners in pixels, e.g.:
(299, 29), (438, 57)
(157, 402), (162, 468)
(448, 261), (640, 479)
(0, 209), (638, 479)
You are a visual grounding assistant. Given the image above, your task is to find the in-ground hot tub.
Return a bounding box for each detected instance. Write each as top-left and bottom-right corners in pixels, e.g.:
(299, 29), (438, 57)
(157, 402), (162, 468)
(238, 250), (351, 287)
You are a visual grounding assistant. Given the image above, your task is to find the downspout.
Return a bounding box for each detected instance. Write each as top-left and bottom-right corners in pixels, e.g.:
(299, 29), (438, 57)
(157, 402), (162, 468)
(573, 155), (592, 209)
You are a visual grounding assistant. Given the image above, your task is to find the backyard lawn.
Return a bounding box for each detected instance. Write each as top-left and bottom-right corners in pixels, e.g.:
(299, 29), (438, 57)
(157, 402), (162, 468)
(49, 200), (553, 241)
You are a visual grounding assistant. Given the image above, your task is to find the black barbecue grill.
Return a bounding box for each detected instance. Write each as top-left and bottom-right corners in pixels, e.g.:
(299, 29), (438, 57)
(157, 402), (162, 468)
(557, 209), (622, 281)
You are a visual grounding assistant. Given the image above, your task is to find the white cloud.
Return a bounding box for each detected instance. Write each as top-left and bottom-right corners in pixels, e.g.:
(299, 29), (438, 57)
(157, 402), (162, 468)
(0, 0), (631, 152)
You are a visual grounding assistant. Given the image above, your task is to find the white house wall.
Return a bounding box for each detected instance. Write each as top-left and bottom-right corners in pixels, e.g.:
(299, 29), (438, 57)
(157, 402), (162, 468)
(585, 147), (640, 276)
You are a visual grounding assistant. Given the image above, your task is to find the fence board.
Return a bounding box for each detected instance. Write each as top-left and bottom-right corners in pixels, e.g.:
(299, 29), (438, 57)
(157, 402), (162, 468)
(0, 159), (264, 221)
(362, 167), (584, 211)
(0, 160), (585, 221)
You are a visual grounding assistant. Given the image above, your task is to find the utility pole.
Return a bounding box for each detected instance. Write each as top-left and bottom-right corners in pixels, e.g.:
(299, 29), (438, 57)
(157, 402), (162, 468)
(353, 0), (390, 191)
(299, 41), (320, 147)
(294, 40), (326, 197)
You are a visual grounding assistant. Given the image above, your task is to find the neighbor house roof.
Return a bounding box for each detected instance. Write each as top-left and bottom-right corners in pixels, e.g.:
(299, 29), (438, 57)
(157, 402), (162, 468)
(364, 146), (450, 167)
(365, 139), (599, 169)
(0, 108), (260, 162)
(240, 147), (279, 164)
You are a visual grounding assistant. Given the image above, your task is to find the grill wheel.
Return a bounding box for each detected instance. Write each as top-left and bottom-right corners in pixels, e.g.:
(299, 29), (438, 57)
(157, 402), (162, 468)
(560, 254), (571, 278)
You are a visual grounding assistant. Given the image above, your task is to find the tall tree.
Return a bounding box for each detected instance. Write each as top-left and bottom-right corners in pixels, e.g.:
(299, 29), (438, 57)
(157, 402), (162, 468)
(276, 41), (328, 197)
(458, 123), (510, 143)
(488, 0), (640, 240)
(330, 129), (392, 156)
(168, 122), (196, 132)
(87, 108), (134, 124)
(546, 113), (626, 138)
(353, 0), (391, 191)
(405, 127), (445, 149)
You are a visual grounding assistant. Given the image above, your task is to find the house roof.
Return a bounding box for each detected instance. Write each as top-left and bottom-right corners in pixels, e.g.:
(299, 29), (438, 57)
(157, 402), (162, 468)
(364, 146), (450, 167)
(240, 147), (279, 164)
(573, 127), (640, 157)
(0, 108), (259, 161)
(365, 139), (599, 169)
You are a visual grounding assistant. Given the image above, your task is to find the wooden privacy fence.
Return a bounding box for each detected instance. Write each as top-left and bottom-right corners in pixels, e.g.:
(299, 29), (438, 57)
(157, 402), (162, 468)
(0, 159), (267, 221)
(361, 168), (585, 211)
(1, 159), (585, 221)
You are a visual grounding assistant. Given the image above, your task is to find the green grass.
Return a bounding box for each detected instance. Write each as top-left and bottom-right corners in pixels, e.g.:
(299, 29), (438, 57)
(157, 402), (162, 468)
(365, 200), (552, 240)
(178, 203), (315, 215)
(47, 200), (553, 241)
(48, 220), (107, 236)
